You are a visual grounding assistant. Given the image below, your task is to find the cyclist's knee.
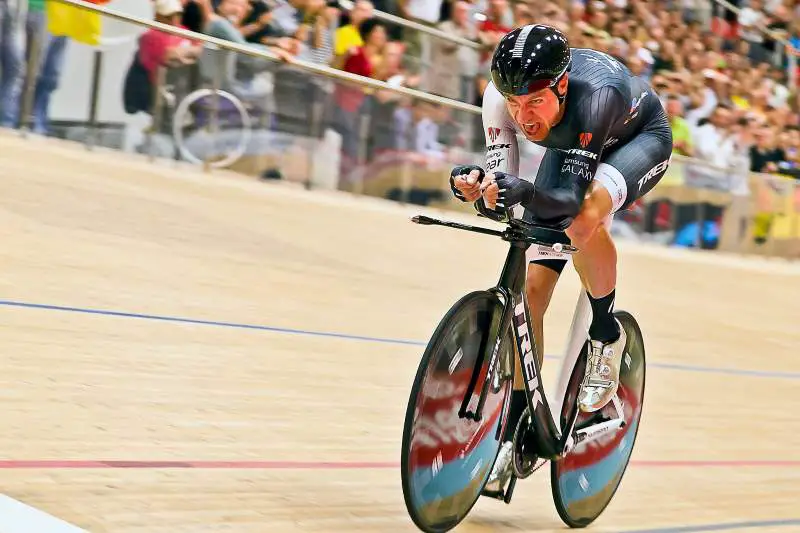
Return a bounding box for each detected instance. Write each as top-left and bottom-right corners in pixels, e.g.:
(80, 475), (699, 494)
(565, 185), (612, 248)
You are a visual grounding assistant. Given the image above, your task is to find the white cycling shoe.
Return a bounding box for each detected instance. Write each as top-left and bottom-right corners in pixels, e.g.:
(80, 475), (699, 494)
(578, 320), (627, 413)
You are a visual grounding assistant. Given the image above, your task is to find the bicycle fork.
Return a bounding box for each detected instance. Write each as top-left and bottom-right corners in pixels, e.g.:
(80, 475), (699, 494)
(458, 288), (512, 433)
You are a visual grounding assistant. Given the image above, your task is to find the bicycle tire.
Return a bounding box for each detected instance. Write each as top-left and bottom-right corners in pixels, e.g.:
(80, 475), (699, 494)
(550, 310), (646, 528)
(401, 290), (515, 533)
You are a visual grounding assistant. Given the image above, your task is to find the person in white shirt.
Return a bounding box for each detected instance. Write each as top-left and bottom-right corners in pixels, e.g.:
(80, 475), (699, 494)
(738, 0), (768, 63)
(692, 105), (736, 167)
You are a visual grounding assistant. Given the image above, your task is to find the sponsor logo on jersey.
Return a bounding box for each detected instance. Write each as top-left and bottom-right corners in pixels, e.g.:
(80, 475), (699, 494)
(638, 158), (671, 190)
(487, 144), (511, 150)
(604, 137), (619, 148)
(487, 127), (501, 143)
(486, 147), (505, 171)
(625, 91), (649, 124)
(579, 132), (593, 148)
(629, 91), (648, 114)
(567, 148), (598, 160)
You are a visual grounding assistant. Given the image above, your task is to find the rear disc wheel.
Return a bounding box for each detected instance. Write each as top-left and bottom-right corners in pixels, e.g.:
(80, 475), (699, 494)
(550, 311), (646, 528)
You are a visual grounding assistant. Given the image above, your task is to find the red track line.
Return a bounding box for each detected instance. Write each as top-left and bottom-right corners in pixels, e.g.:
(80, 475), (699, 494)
(632, 459), (800, 468)
(0, 459), (798, 469)
(0, 460), (397, 469)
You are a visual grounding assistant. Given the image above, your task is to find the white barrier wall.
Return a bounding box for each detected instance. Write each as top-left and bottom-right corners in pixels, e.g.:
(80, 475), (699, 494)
(49, 0), (152, 127)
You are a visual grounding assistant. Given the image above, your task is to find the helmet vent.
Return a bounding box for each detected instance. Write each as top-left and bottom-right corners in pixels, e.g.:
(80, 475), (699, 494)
(512, 25), (534, 58)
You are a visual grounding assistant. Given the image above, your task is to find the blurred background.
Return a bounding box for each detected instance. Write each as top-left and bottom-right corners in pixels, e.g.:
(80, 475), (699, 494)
(0, 0), (799, 257)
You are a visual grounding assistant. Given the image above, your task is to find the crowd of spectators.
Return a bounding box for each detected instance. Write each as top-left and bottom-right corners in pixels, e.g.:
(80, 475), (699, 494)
(132, 0), (800, 178)
(1, 0), (799, 180)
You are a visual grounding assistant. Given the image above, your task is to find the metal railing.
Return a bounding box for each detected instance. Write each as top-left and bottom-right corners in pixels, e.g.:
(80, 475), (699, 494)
(49, 0), (483, 114)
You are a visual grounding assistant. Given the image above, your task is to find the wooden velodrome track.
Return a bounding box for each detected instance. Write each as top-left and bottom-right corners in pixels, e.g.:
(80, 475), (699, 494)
(1, 130), (799, 533)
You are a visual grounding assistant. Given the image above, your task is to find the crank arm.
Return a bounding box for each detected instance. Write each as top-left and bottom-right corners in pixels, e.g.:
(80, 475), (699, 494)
(573, 418), (626, 448)
(562, 395), (627, 454)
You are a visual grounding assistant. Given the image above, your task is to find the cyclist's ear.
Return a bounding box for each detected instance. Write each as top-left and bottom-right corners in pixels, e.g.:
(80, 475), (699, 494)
(556, 74), (569, 97)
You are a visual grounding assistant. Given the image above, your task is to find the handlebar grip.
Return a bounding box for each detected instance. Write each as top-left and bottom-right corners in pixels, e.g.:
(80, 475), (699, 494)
(411, 215), (437, 225)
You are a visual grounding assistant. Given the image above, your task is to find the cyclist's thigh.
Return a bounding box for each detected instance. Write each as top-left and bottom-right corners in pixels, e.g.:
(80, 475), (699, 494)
(524, 148), (570, 273)
(595, 115), (673, 213)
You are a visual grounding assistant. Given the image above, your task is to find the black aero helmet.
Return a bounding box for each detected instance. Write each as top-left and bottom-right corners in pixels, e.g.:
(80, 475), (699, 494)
(490, 24), (571, 99)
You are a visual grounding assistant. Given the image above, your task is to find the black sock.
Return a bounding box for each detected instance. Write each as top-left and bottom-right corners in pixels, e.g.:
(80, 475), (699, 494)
(502, 390), (529, 442)
(587, 289), (620, 343)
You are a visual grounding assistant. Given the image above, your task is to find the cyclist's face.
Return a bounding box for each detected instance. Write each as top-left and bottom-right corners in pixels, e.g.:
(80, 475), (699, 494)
(505, 78), (566, 141)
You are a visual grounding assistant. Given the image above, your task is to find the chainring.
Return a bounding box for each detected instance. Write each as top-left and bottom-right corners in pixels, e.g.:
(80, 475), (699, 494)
(511, 406), (539, 478)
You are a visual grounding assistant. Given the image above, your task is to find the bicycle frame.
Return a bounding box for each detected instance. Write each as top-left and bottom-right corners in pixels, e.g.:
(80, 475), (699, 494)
(414, 214), (626, 462)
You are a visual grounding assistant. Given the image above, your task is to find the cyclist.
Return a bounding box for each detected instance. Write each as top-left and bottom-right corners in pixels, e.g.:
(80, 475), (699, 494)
(449, 24), (673, 493)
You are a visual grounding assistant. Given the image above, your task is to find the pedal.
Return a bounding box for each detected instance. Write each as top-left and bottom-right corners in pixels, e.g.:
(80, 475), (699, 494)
(480, 475), (517, 504)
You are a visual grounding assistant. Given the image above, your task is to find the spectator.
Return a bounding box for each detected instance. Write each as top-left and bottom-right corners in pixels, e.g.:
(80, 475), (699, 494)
(693, 105), (736, 168)
(512, 2), (534, 27)
(206, 0), (251, 42)
(239, 0), (278, 44)
(787, 19), (800, 62)
(367, 40), (419, 154)
(750, 124), (785, 172)
(269, 0), (309, 38)
(627, 55), (646, 78)
(429, 0), (478, 102)
(203, 0), (297, 61)
(473, 0), (511, 104)
(138, 0), (204, 84)
(394, 100), (443, 158)
(297, 0), (340, 65)
(667, 96), (695, 157)
(397, 0), (443, 25)
(1, 0), (22, 128)
(652, 40), (678, 73)
(738, 0), (769, 63)
(0, 0), (69, 132)
(334, 17), (388, 160)
(333, 0), (374, 68)
(766, 67), (791, 108)
(181, 0), (215, 33)
(477, 0), (511, 55)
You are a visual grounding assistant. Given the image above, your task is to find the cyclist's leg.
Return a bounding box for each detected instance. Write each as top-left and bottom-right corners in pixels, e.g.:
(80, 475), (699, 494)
(571, 121), (674, 316)
(520, 148), (569, 370)
(571, 116), (673, 412)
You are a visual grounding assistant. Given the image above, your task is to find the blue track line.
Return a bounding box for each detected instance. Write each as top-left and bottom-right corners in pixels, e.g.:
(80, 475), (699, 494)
(0, 300), (425, 346)
(625, 518), (800, 532)
(1, 299), (799, 380)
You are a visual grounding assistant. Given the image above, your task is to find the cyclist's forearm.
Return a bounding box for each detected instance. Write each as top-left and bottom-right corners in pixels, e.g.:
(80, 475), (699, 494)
(523, 180), (588, 223)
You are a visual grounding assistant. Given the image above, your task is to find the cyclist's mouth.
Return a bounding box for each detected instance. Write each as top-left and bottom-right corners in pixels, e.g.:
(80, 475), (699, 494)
(523, 123), (540, 137)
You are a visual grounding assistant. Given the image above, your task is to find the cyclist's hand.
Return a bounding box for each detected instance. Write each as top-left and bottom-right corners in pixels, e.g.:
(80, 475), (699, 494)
(480, 173), (500, 209)
(492, 172), (535, 209)
(449, 165), (485, 202)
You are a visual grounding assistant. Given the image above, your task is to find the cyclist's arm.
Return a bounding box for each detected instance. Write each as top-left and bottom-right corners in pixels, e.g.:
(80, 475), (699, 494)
(523, 86), (626, 225)
(474, 83), (521, 218)
(481, 82), (521, 177)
